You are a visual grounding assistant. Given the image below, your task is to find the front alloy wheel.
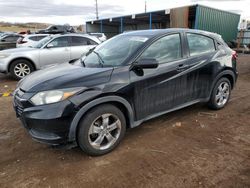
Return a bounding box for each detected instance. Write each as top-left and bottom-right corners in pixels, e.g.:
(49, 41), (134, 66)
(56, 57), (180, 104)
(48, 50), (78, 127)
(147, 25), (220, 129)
(77, 104), (126, 156)
(88, 113), (122, 150)
(14, 63), (31, 78)
(10, 59), (34, 80)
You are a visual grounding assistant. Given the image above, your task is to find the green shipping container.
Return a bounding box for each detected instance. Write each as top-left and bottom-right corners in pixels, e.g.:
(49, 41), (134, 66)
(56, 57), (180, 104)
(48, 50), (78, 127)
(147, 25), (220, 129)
(195, 5), (240, 42)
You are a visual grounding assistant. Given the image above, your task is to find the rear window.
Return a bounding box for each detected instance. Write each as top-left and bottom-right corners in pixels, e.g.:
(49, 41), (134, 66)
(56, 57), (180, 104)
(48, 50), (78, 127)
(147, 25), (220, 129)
(71, 36), (97, 46)
(187, 33), (215, 56)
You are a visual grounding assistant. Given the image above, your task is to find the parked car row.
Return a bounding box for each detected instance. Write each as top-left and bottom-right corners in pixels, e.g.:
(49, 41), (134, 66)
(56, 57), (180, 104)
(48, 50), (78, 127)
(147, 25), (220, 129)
(0, 24), (107, 51)
(0, 33), (22, 50)
(0, 33), (106, 50)
(16, 34), (50, 48)
(0, 33), (101, 79)
(12, 29), (238, 156)
(37, 24), (76, 34)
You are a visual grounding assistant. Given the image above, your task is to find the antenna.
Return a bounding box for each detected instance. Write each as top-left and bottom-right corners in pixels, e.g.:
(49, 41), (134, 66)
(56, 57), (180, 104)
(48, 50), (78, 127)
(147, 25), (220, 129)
(95, 0), (99, 20)
(145, 1), (147, 13)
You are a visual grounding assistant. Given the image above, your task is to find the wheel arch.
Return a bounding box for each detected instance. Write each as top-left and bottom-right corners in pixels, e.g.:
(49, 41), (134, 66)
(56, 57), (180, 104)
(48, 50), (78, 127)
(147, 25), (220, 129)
(68, 96), (135, 142)
(209, 69), (237, 98)
(214, 69), (236, 87)
(8, 57), (36, 73)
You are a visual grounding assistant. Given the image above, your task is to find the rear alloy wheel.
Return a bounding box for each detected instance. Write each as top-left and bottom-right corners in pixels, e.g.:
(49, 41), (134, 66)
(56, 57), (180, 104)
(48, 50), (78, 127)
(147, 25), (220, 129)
(208, 78), (231, 110)
(77, 104), (126, 156)
(10, 59), (34, 80)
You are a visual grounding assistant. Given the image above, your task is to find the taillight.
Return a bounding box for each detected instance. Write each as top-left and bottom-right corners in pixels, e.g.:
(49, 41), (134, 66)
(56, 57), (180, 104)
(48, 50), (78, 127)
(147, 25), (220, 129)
(17, 38), (27, 44)
(232, 51), (238, 60)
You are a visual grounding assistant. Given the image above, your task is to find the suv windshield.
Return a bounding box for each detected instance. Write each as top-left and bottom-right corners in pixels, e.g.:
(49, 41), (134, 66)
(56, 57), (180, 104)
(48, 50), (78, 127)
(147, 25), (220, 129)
(83, 35), (148, 67)
(34, 36), (53, 48)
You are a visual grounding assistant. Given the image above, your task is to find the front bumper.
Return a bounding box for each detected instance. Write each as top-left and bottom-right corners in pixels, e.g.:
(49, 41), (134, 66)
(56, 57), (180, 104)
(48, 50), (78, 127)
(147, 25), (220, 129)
(13, 90), (77, 145)
(0, 59), (9, 73)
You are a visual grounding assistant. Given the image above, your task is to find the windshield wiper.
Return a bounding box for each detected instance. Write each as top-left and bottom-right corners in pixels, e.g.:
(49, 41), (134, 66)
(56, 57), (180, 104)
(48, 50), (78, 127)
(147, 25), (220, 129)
(81, 59), (86, 67)
(93, 51), (105, 66)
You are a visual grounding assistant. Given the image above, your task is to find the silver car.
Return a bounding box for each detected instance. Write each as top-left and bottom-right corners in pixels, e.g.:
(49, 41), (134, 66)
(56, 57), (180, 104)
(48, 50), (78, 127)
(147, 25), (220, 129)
(0, 34), (100, 79)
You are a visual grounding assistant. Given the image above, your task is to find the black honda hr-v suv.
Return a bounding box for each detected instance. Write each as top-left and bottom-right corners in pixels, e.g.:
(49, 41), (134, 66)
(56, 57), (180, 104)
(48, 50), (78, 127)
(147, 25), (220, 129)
(13, 29), (238, 156)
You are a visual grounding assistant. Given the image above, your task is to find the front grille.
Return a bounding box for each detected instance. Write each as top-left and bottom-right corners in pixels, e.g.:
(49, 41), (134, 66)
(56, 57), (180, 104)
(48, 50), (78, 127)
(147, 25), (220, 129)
(16, 105), (24, 116)
(14, 88), (26, 117)
(14, 88), (33, 117)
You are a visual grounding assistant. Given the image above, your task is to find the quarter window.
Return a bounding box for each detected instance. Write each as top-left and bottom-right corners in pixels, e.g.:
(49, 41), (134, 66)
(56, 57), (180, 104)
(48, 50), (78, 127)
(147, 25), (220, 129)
(187, 33), (215, 56)
(139, 34), (182, 64)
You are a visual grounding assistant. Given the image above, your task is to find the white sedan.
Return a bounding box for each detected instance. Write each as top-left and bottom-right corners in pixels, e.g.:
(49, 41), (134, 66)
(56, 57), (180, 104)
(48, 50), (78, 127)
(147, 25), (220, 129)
(16, 34), (50, 48)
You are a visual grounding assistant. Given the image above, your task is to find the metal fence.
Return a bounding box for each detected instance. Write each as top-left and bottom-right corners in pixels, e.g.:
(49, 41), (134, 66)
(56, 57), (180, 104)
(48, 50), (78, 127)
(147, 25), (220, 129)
(238, 30), (250, 45)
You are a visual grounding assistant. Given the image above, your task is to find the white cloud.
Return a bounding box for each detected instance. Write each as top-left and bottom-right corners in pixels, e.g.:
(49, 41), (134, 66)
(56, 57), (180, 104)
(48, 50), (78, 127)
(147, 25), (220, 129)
(0, 0), (249, 25)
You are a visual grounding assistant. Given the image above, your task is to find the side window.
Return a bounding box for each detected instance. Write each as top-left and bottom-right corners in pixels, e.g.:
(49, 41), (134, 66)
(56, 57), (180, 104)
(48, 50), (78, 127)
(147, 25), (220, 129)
(48, 37), (69, 48)
(29, 36), (38, 41)
(36, 36), (47, 41)
(51, 26), (58, 30)
(71, 36), (88, 46)
(87, 39), (98, 45)
(4, 36), (19, 42)
(3, 36), (12, 42)
(139, 34), (182, 64)
(187, 33), (215, 56)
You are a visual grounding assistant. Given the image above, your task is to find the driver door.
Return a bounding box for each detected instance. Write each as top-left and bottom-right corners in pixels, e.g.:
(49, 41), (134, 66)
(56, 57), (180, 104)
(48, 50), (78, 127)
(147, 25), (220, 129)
(39, 36), (71, 69)
(130, 33), (189, 120)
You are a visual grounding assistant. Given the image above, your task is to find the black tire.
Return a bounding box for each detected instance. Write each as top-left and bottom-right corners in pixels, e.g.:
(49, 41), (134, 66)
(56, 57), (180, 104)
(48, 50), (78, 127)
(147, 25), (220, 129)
(77, 104), (126, 156)
(208, 77), (231, 110)
(9, 59), (34, 80)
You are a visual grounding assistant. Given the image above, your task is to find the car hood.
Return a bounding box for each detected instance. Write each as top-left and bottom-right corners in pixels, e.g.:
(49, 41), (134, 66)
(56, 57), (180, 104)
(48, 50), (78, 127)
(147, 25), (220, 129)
(18, 63), (114, 92)
(0, 47), (38, 53)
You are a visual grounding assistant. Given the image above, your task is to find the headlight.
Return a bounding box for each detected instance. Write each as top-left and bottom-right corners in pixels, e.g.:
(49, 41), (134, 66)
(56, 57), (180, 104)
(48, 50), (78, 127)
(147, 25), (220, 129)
(0, 53), (10, 59)
(30, 88), (83, 105)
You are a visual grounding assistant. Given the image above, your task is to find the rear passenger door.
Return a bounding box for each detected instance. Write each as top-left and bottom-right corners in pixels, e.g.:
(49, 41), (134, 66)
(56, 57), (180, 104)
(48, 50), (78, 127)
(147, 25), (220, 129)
(69, 36), (98, 60)
(184, 32), (218, 101)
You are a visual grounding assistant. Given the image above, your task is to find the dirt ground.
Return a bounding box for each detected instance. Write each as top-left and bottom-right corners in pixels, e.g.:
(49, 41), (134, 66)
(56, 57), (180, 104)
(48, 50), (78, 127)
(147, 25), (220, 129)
(0, 55), (250, 188)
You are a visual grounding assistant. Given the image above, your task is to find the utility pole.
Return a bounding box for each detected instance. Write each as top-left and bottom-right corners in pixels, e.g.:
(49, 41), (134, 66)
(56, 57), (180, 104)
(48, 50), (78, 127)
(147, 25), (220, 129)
(95, 0), (99, 20)
(145, 1), (147, 13)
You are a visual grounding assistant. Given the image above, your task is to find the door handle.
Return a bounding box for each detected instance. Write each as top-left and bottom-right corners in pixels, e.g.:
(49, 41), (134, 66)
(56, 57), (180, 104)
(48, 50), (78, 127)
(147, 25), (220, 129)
(176, 64), (189, 72)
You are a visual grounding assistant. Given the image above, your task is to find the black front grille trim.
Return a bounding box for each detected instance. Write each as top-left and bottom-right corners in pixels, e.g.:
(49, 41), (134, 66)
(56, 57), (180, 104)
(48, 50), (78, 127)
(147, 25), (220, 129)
(16, 105), (24, 116)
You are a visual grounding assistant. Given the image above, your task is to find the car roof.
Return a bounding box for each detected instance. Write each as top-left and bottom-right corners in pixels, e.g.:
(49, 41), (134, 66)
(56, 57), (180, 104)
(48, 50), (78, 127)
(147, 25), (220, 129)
(24, 34), (50, 38)
(47, 33), (101, 44)
(1, 33), (22, 38)
(122, 28), (221, 39)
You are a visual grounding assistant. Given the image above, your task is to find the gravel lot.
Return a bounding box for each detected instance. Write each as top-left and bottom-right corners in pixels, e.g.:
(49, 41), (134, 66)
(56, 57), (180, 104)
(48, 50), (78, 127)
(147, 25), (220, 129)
(0, 55), (250, 188)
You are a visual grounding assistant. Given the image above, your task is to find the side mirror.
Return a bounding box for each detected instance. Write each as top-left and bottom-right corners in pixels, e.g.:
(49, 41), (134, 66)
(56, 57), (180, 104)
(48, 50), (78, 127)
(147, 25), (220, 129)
(132, 58), (159, 70)
(1, 39), (6, 42)
(46, 43), (54, 48)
